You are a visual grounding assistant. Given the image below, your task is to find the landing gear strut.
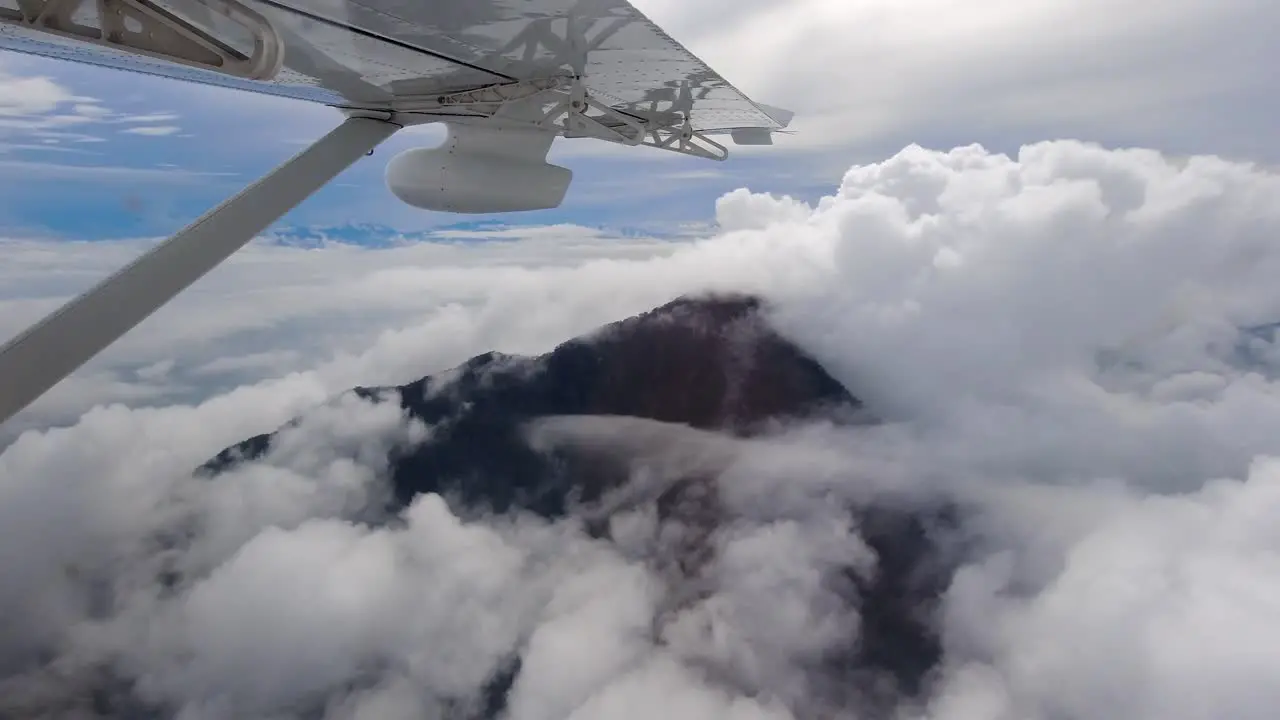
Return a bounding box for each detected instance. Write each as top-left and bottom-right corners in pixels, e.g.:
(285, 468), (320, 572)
(0, 115), (398, 425)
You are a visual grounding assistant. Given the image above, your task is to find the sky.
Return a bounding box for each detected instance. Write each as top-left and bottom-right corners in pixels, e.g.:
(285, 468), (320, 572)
(0, 0), (1275, 238)
(3, 0), (1280, 718)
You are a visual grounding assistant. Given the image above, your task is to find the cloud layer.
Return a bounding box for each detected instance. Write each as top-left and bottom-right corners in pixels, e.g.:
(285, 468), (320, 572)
(4, 139), (1280, 718)
(636, 0), (1280, 161)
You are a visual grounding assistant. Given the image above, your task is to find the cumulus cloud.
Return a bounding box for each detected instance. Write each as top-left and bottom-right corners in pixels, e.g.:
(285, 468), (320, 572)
(5, 140), (1280, 717)
(0, 70), (72, 118)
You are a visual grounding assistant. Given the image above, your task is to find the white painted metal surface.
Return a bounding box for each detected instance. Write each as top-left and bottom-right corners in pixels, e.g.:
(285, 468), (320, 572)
(0, 0), (790, 135)
(0, 0), (284, 79)
(387, 122), (572, 213)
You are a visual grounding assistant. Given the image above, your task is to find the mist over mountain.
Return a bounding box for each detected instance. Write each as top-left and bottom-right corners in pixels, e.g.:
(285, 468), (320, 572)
(199, 294), (950, 717)
(7, 140), (1280, 719)
(209, 295), (861, 506)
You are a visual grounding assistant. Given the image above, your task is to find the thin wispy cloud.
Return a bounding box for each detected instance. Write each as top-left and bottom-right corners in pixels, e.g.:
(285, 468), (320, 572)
(112, 112), (180, 124)
(121, 125), (181, 136)
(0, 142), (98, 155)
(71, 102), (111, 118)
(0, 60), (186, 172)
(0, 158), (233, 181)
(29, 130), (106, 143)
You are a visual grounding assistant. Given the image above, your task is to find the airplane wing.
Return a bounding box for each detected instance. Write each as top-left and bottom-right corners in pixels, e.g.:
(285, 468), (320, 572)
(0, 0), (795, 426)
(0, 0), (792, 147)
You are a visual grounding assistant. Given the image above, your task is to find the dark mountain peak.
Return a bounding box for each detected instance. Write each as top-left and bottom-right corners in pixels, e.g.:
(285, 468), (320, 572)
(194, 294), (949, 716)
(210, 293), (861, 507)
(618, 292), (764, 326)
(418, 292), (856, 433)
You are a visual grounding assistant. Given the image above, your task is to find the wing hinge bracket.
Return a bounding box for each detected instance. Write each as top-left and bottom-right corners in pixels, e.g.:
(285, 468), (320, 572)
(543, 77), (728, 161)
(385, 76), (729, 162)
(636, 117), (729, 162)
(0, 0), (283, 80)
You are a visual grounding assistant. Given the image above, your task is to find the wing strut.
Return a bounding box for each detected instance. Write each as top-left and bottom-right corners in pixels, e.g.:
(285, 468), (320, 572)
(0, 114), (399, 426)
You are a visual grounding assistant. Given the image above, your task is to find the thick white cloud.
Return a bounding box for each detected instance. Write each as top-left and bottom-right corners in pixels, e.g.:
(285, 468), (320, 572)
(633, 0), (1278, 162)
(914, 458), (1280, 720)
(0, 69), (71, 118)
(4, 139), (1280, 717)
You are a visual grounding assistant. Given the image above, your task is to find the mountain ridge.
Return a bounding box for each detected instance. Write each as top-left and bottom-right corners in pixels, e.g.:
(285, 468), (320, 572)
(202, 293), (951, 717)
(206, 294), (866, 511)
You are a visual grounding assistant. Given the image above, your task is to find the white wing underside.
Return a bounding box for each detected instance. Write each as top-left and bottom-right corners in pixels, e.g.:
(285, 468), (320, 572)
(0, 0), (790, 137)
